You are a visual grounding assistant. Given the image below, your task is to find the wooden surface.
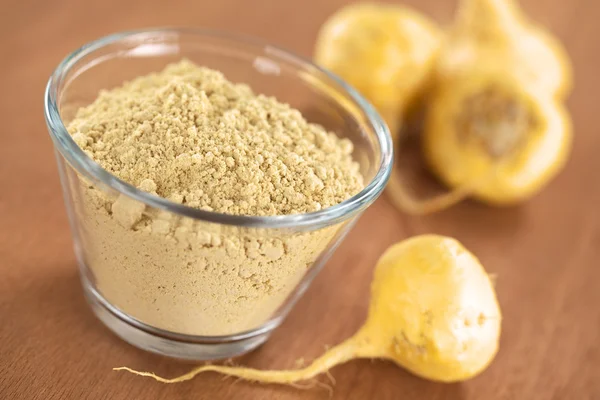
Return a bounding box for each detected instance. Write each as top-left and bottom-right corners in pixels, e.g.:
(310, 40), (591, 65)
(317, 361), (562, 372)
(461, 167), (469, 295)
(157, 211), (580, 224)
(1, 0), (599, 399)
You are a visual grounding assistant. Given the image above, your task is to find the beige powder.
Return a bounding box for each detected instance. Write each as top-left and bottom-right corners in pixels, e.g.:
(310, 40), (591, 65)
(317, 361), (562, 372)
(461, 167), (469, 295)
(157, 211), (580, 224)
(67, 60), (364, 335)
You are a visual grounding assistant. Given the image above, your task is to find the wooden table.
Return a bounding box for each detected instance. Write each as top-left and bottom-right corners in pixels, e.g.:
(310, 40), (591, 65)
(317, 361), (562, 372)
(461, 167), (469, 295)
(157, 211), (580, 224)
(1, 0), (599, 398)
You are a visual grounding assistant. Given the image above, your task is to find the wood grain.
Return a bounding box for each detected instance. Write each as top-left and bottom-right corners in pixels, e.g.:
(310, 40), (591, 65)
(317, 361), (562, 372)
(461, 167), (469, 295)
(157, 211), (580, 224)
(1, 0), (599, 399)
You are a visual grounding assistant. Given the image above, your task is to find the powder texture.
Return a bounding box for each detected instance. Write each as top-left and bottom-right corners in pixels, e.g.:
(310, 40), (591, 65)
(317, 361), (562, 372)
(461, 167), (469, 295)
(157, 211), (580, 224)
(69, 60), (362, 215)
(66, 61), (364, 335)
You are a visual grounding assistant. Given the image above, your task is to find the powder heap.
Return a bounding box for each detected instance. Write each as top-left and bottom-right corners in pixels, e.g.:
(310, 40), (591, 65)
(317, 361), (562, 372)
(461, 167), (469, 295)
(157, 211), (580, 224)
(66, 60), (364, 336)
(69, 60), (363, 216)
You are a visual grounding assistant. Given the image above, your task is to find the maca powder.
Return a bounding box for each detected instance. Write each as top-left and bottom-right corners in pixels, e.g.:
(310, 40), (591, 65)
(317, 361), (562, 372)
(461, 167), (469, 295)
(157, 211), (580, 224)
(67, 60), (364, 335)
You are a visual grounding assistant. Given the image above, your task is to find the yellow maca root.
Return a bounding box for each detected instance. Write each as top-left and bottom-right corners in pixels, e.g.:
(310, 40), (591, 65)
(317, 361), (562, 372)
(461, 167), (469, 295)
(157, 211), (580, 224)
(444, 0), (572, 99)
(423, 73), (572, 206)
(314, 2), (442, 141)
(116, 235), (502, 386)
(387, 0), (573, 215)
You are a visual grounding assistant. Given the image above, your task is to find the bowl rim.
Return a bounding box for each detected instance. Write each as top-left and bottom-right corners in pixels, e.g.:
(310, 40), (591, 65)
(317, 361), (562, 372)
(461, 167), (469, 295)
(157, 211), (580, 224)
(44, 27), (393, 229)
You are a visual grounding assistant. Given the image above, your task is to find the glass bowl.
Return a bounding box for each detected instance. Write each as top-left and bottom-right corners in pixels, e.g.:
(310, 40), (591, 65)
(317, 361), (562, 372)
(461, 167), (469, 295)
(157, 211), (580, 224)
(44, 28), (392, 360)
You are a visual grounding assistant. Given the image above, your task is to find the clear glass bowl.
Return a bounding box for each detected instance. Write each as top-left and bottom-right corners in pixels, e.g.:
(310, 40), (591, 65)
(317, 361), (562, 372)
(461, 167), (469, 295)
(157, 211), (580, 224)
(44, 28), (392, 360)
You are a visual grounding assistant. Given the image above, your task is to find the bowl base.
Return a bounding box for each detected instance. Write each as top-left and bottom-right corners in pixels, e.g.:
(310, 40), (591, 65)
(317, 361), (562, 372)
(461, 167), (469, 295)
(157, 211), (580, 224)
(81, 277), (274, 361)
